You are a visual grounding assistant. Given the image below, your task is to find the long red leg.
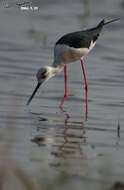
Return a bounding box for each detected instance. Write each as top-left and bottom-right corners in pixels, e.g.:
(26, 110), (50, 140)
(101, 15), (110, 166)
(59, 65), (68, 108)
(80, 59), (88, 120)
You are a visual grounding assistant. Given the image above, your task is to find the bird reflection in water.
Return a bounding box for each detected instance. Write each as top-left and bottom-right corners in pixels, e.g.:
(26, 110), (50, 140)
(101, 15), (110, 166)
(58, 107), (88, 158)
(31, 106), (90, 175)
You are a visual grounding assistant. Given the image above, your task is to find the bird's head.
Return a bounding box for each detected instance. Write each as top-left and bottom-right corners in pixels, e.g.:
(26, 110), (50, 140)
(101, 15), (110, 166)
(36, 66), (56, 84)
(27, 66), (56, 105)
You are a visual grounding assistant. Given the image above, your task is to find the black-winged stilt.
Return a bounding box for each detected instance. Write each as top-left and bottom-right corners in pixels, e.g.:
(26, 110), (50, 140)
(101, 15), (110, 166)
(27, 18), (120, 118)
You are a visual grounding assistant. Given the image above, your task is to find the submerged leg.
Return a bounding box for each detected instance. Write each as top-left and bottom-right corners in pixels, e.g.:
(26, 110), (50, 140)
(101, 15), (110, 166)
(80, 58), (88, 120)
(60, 65), (68, 108)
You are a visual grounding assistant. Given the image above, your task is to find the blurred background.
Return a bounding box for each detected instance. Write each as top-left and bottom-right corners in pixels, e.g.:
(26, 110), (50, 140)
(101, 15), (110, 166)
(0, 0), (124, 190)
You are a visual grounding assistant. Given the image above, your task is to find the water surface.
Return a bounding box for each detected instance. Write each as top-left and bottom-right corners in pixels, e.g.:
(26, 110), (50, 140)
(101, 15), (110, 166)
(0, 0), (124, 189)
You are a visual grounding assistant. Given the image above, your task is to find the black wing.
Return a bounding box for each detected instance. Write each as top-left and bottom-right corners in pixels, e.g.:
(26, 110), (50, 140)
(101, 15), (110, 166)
(56, 19), (104, 49)
(56, 32), (92, 48)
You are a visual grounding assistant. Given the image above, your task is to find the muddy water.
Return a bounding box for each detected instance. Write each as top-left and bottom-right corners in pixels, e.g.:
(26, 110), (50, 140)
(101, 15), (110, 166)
(0, 0), (124, 189)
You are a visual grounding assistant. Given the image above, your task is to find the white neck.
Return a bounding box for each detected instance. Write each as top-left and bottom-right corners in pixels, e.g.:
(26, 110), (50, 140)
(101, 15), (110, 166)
(46, 65), (63, 78)
(52, 60), (64, 74)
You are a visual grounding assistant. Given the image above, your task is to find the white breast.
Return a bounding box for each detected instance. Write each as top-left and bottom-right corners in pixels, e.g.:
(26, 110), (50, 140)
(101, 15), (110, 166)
(53, 41), (96, 66)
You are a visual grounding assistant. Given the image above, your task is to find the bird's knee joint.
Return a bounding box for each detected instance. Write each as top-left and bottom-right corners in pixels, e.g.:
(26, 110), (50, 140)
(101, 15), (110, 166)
(85, 83), (88, 91)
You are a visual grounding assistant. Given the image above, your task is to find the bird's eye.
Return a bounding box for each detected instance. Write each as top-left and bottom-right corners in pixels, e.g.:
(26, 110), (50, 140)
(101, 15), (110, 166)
(41, 71), (47, 79)
(42, 73), (47, 79)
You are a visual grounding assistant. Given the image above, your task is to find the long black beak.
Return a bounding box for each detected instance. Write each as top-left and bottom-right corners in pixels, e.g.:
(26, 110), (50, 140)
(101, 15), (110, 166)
(104, 18), (120, 26)
(27, 82), (41, 105)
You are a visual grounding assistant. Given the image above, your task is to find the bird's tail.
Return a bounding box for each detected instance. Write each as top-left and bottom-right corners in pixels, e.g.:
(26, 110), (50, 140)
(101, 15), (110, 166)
(95, 17), (120, 32)
(88, 18), (120, 41)
(103, 18), (120, 26)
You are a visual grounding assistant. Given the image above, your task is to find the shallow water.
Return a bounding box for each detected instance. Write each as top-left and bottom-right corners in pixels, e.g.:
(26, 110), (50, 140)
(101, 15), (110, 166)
(0, 0), (124, 189)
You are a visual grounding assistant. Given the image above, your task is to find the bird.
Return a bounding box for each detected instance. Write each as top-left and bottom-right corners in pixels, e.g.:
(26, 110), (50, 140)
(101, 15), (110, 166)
(26, 18), (120, 118)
